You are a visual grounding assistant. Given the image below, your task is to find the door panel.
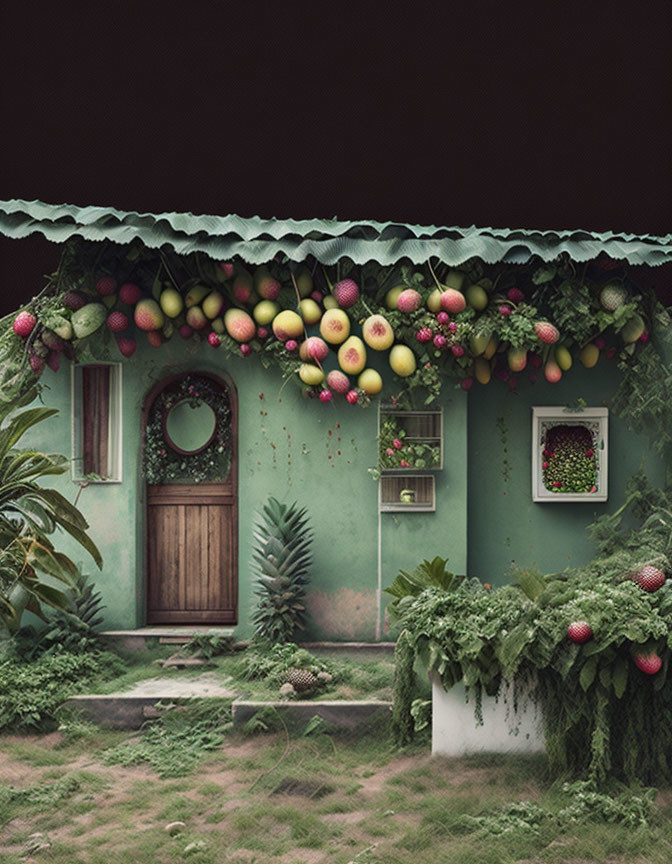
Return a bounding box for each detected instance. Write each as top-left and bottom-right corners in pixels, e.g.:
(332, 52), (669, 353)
(147, 492), (237, 623)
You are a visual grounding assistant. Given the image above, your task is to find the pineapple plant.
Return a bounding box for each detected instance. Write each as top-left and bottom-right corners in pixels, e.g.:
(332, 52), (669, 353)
(251, 497), (313, 643)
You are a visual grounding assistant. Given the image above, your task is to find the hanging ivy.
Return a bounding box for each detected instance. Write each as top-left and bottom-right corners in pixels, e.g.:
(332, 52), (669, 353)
(143, 374), (232, 485)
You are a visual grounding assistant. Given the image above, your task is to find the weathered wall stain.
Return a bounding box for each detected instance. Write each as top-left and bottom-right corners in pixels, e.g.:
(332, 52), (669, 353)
(306, 588), (378, 640)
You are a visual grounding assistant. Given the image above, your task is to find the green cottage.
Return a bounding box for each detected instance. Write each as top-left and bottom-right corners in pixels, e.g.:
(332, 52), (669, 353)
(1, 199), (670, 643)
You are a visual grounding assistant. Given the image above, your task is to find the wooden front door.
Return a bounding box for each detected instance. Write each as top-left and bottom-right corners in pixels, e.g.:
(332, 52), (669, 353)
(144, 373), (237, 624)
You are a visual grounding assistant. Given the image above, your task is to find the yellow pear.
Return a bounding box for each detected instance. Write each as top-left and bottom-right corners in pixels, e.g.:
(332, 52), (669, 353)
(338, 336), (367, 375)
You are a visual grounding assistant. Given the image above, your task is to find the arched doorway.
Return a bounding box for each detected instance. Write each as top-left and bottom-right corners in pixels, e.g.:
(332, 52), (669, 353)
(142, 371), (238, 624)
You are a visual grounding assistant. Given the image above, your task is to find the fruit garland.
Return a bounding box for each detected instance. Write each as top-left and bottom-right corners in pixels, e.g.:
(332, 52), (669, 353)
(143, 374), (232, 485)
(0, 239), (664, 424)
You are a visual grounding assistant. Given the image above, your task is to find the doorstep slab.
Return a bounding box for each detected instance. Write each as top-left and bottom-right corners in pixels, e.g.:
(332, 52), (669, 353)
(100, 627), (236, 650)
(232, 699), (392, 731)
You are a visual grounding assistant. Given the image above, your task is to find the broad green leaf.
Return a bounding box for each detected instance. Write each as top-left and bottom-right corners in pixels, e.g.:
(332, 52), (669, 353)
(579, 656), (598, 692)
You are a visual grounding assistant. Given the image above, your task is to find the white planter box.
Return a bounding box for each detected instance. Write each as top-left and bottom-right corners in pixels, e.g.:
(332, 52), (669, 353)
(431, 677), (545, 757)
(531, 406), (608, 502)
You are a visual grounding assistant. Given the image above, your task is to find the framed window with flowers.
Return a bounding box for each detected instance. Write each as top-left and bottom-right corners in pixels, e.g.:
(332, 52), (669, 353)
(532, 406), (608, 502)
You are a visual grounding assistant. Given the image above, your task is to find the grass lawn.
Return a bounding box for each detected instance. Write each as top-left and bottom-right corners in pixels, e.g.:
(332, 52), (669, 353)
(2, 719), (672, 864)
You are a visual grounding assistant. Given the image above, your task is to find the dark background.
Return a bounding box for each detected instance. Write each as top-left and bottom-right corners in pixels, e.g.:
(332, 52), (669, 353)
(1, 1), (671, 314)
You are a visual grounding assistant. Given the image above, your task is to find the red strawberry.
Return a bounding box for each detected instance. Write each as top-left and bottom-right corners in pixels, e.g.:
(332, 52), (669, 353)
(568, 621), (592, 643)
(179, 324), (193, 339)
(240, 343), (252, 356)
(96, 276), (117, 296)
(106, 311), (129, 333)
(416, 327), (433, 343)
(451, 345), (465, 357)
(147, 330), (162, 348)
(461, 377), (474, 391)
(634, 565), (666, 593)
(63, 291), (86, 311)
(634, 652), (662, 675)
(208, 332), (221, 347)
(499, 305), (512, 316)
(433, 334), (447, 348)
(535, 321), (560, 344)
(319, 389), (333, 402)
(333, 278), (360, 308)
(285, 340), (298, 352)
(257, 327), (269, 340)
(346, 390), (359, 404)
(13, 311), (37, 338)
(436, 311), (450, 325)
(115, 335), (137, 357)
(119, 282), (142, 305)
(507, 287), (525, 303)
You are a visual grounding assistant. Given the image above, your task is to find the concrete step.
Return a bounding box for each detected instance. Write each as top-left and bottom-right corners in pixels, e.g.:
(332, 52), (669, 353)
(232, 699), (393, 731)
(65, 674), (237, 729)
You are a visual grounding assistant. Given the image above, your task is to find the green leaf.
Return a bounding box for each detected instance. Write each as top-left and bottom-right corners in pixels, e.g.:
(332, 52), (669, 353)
(579, 656), (598, 692)
(612, 657), (628, 698)
(599, 665), (612, 689)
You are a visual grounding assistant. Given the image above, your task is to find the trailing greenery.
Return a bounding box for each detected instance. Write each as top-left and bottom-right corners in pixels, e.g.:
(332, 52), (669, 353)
(391, 629), (416, 746)
(0, 403), (102, 633)
(251, 497), (313, 643)
(101, 700), (232, 777)
(612, 310), (672, 463)
(0, 650), (125, 730)
(392, 473), (672, 783)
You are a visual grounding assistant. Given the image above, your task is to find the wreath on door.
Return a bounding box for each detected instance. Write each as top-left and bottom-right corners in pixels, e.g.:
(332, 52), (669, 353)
(143, 374), (232, 485)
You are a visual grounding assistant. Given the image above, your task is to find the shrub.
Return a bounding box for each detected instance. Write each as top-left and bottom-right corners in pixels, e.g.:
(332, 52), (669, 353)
(0, 402), (102, 633)
(0, 650), (125, 730)
(391, 472), (672, 784)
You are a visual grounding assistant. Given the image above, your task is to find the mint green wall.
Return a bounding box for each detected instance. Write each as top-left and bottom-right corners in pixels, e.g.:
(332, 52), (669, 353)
(24, 341), (662, 638)
(466, 361), (665, 583)
(24, 339), (468, 641)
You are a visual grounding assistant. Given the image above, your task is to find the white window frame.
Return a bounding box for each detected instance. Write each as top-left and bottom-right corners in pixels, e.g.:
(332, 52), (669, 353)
(531, 406), (608, 503)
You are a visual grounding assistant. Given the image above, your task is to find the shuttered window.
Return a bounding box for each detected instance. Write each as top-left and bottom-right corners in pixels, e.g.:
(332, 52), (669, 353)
(72, 363), (122, 482)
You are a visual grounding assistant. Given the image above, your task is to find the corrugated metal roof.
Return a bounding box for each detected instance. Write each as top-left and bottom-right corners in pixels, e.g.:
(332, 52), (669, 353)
(1, 198), (670, 267)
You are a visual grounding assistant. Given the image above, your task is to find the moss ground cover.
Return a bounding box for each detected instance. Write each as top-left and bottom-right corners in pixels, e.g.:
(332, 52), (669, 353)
(2, 726), (672, 864)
